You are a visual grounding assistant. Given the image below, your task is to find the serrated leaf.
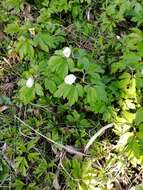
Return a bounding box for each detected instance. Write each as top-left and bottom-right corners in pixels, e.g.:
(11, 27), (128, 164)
(48, 56), (68, 78)
(63, 85), (72, 99)
(136, 77), (143, 88)
(4, 22), (20, 34)
(95, 85), (107, 102)
(33, 33), (51, 52)
(19, 86), (35, 104)
(35, 83), (44, 96)
(16, 37), (34, 59)
(111, 61), (126, 73)
(54, 83), (80, 105)
(33, 32), (65, 52)
(68, 86), (78, 105)
(76, 84), (84, 97)
(13, 180), (25, 190)
(45, 79), (57, 93)
(54, 83), (66, 97)
(87, 63), (104, 74)
(135, 108), (143, 125)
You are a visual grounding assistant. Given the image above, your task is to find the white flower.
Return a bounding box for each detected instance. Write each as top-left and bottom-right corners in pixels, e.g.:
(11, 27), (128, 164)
(141, 69), (143, 75)
(26, 77), (34, 88)
(63, 47), (71, 58)
(116, 35), (120, 39)
(64, 74), (76, 85)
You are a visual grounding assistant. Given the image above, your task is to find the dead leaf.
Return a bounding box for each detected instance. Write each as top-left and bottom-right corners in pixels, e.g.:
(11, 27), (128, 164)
(0, 105), (8, 112)
(84, 123), (114, 153)
(65, 145), (86, 157)
(53, 175), (61, 190)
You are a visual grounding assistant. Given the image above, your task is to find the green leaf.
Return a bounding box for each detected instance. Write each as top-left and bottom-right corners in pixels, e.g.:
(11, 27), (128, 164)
(77, 57), (90, 69)
(54, 83), (67, 98)
(15, 157), (28, 176)
(68, 86), (78, 105)
(27, 138), (39, 151)
(85, 85), (107, 103)
(34, 33), (51, 52)
(16, 37), (34, 59)
(63, 85), (72, 99)
(45, 79), (57, 93)
(33, 32), (65, 52)
(135, 184), (143, 190)
(5, 0), (24, 12)
(54, 83), (81, 105)
(28, 153), (40, 162)
(85, 86), (96, 104)
(19, 86), (35, 104)
(4, 22), (20, 34)
(87, 63), (104, 74)
(48, 56), (68, 78)
(85, 86), (107, 113)
(0, 159), (9, 181)
(34, 160), (48, 178)
(95, 85), (107, 102)
(35, 83), (44, 96)
(13, 179), (25, 190)
(135, 108), (143, 125)
(76, 84), (84, 97)
(136, 77), (143, 88)
(111, 61), (126, 73)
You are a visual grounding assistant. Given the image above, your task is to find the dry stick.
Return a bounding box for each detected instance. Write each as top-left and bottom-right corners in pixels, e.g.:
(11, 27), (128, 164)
(15, 116), (86, 156)
(84, 123), (114, 153)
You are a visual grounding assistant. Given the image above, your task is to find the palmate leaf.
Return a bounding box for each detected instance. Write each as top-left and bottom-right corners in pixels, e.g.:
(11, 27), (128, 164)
(48, 56), (68, 79)
(4, 0), (24, 12)
(85, 85), (107, 103)
(54, 83), (84, 105)
(85, 85), (107, 113)
(33, 32), (65, 52)
(19, 86), (35, 104)
(45, 79), (57, 93)
(4, 22), (20, 34)
(135, 108), (143, 125)
(16, 37), (34, 59)
(47, 0), (68, 13)
(68, 87), (78, 105)
(35, 83), (44, 96)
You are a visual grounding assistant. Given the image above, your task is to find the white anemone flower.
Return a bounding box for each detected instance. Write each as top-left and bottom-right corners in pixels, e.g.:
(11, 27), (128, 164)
(63, 47), (71, 58)
(116, 35), (120, 39)
(64, 74), (76, 85)
(26, 77), (34, 88)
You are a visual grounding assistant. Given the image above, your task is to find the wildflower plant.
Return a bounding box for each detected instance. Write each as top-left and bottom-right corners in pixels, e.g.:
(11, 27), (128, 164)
(1, 0), (143, 189)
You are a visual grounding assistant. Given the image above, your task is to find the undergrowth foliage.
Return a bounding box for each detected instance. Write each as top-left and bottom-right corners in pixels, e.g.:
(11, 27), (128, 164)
(1, 0), (143, 189)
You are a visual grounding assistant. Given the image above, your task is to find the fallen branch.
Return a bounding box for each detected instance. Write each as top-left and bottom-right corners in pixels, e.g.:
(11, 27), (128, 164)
(84, 123), (114, 153)
(15, 116), (86, 157)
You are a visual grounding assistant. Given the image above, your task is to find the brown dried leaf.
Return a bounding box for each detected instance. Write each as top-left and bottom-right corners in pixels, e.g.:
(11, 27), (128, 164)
(0, 105), (8, 112)
(53, 175), (61, 190)
(65, 145), (86, 157)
